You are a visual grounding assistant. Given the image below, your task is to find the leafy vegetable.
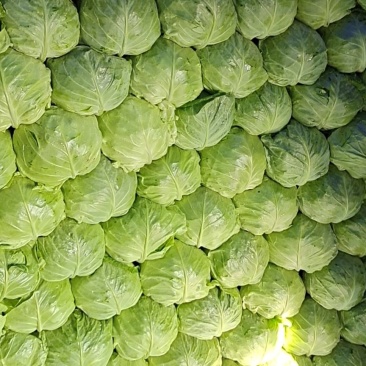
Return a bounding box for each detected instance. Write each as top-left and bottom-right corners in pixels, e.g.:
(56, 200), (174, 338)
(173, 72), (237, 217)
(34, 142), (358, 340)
(209, 230), (269, 288)
(234, 0), (297, 39)
(175, 186), (240, 250)
(0, 0), (80, 61)
(235, 82), (292, 135)
(71, 256), (141, 320)
(103, 197), (186, 263)
(201, 127), (266, 198)
(0, 129), (16, 189)
(13, 108), (102, 187)
(304, 252), (366, 311)
(197, 32), (268, 98)
(340, 299), (366, 346)
(0, 175), (65, 249)
(259, 20), (327, 86)
(157, 0), (237, 49)
(80, 0), (160, 56)
(98, 96), (175, 172)
(267, 214), (338, 273)
(113, 296), (178, 360)
(261, 120), (330, 187)
(140, 240), (212, 306)
(137, 146), (201, 205)
(36, 218), (105, 281)
(48, 46), (131, 116)
(62, 154), (137, 224)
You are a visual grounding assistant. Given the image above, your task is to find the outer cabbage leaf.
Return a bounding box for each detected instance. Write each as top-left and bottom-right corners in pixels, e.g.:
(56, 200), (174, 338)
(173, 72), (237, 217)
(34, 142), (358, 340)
(137, 146), (201, 205)
(149, 333), (222, 366)
(103, 197), (186, 263)
(261, 120), (330, 187)
(177, 287), (242, 340)
(290, 68), (364, 130)
(235, 82), (292, 135)
(0, 245), (39, 301)
(332, 203), (366, 257)
(297, 164), (365, 224)
(5, 279), (75, 333)
(37, 218), (105, 281)
(80, 0), (160, 56)
(48, 46), (132, 116)
(62, 155), (137, 224)
(233, 176), (298, 235)
(131, 38), (202, 108)
(0, 49), (51, 131)
(304, 252), (366, 311)
(157, 0), (236, 49)
(140, 240), (212, 306)
(197, 32), (267, 98)
(267, 214), (338, 273)
(208, 230), (269, 288)
(98, 96), (175, 172)
(201, 127), (266, 198)
(0, 130), (16, 189)
(321, 11), (366, 73)
(0, 176), (65, 249)
(71, 256), (141, 320)
(113, 296), (178, 360)
(241, 263), (306, 319)
(340, 299), (366, 346)
(175, 187), (240, 250)
(175, 93), (234, 150)
(220, 310), (284, 365)
(264, 349), (311, 366)
(0, 331), (47, 366)
(313, 340), (366, 366)
(0, 0), (79, 61)
(44, 310), (113, 366)
(296, 0), (355, 29)
(259, 20), (327, 86)
(328, 113), (366, 179)
(13, 108), (102, 187)
(284, 298), (341, 356)
(108, 353), (148, 366)
(234, 0), (297, 39)
(0, 28), (10, 54)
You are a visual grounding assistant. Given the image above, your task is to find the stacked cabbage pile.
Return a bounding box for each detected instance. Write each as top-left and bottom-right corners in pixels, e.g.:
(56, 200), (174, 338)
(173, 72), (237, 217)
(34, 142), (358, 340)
(1, 0), (366, 365)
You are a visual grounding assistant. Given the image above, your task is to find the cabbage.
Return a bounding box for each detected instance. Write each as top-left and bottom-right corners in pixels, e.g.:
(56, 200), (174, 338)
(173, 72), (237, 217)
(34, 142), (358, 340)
(62, 155), (137, 224)
(284, 298), (342, 356)
(80, 0), (160, 56)
(233, 176), (298, 235)
(328, 112), (366, 179)
(340, 299), (366, 346)
(113, 296), (178, 360)
(0, 130), (16, 189)
(13, 108), (102, 187)
(137, 146), (201, 205)
(108, 354), (148, 366)
(47, 46), (131, 116)
(140, 240), (212, 306)
(175, 186), (240, 250)
(234, 0), (297, 39)
(289, 68), (364, 130)
(201, 127), (266, 198)
(267, 214), (338, 273)
(71, 256), (141, 320)
(297, 164), (365, 224)
(175, 93), (234, 150)
(241, 263), (306, 319)
(304, 252), (366, 311)
(0, 0), (79, 61)
(197, 32), (268, 98)
(209, 230), (269, 288)
(235, 82), (292, 135)
(259, 20), (327, 86)
(177, 287), (242, 340)
(157, 0), (237, 49)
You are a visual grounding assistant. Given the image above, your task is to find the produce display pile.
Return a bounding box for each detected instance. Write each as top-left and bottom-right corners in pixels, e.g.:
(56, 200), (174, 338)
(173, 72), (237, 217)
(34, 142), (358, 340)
(1, 0), (366, 365)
